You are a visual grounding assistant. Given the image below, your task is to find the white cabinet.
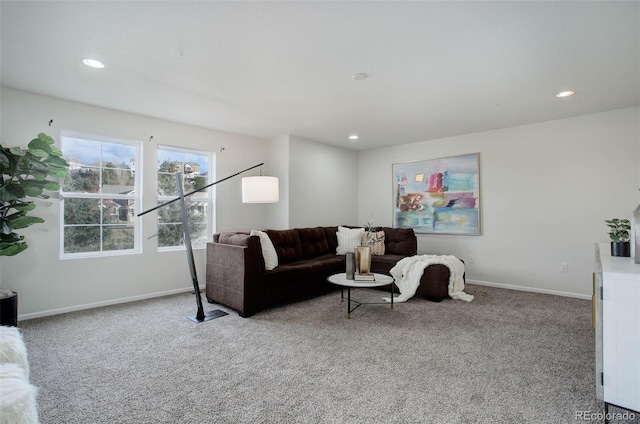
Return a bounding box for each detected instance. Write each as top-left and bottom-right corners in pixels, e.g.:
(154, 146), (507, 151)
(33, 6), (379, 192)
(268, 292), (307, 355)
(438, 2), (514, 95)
(595, 243), (640, 413)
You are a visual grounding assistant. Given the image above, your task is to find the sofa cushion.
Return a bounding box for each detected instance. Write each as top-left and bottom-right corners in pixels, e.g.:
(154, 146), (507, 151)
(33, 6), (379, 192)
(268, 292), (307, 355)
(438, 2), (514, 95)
(214, 231), (251, 246)
(371, 254), (406, 274)
(297, 227), (330, 259)
(266, 229), (303, 264)
(324, 227), (339, 253)
(383, 228), (417, 256)
(261, 254), (344, 286)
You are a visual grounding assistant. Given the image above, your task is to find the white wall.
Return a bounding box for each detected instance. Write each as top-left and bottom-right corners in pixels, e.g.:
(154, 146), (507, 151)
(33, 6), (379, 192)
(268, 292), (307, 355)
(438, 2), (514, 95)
(3, 87), (636, 316)
(0, 88), (269, 318)
(266, 135), (290, 230)
(288, 135), (358, 228)
(358, 107), (640, 298)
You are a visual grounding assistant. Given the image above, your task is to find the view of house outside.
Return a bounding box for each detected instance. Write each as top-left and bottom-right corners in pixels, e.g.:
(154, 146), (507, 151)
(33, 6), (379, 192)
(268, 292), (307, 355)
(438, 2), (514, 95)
(157, 147), (210, 249)
(60, 135), (139, 256)
(59, 135), (212, 256)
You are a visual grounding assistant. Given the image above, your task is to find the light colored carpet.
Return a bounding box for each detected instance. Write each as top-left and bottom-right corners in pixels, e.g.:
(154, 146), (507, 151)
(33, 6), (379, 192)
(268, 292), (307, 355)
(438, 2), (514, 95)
(19, 284), (637, 423)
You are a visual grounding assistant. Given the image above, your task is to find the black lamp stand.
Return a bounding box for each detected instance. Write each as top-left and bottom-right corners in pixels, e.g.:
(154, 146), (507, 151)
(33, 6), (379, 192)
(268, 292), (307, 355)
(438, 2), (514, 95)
(138, 163), (264, 323)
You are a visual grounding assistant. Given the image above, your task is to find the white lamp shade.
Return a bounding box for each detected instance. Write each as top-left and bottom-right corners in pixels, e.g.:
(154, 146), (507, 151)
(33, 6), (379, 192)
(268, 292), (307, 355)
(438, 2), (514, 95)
(242, 176), (279, 203)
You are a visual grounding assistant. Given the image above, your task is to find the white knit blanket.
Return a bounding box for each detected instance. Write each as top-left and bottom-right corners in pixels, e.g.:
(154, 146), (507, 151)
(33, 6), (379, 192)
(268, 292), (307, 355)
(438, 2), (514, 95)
(383, 255), (474, 303)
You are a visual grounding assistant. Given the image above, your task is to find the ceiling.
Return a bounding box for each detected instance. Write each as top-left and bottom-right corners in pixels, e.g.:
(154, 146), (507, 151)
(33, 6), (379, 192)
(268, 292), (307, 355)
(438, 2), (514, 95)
(1, 1), (639, 151)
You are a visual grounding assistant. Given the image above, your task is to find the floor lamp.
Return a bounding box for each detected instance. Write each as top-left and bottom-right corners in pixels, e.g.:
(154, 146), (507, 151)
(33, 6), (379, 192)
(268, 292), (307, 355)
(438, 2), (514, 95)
(138, 162), (279, 322)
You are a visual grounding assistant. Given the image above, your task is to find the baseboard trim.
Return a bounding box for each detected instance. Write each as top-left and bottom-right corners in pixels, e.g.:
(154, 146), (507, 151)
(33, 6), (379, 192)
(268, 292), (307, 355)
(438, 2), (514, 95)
(19, 285), (206, 321)
(19, 280), (589, 321)
(466, 279), (590, 300)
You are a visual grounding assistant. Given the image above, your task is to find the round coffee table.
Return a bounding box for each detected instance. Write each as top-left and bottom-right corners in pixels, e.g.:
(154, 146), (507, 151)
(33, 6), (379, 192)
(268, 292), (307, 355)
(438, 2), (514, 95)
(327, 272), (395, 318)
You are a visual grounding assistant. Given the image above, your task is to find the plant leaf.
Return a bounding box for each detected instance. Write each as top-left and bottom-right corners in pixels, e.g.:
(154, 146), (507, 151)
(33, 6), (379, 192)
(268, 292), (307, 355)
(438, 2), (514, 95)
(28, 137), (53, 154)
(0, 243), (28, 256)
(37, 133), (55, 145)
(50, 146), (63, 156)
(44, 181), (60, 190)
(23, 186), (43, 197)
(0, 232), (23, 242)
(23, 157), (49, 172)
(28, 149), (50, 159)
(47, 165), (68, 178)
(10, 216), (45, 229)
(45, 155), (68, 167)
(0, 184), (26, 201)
(0, 149), (10, 168)
(1, 220), (12, 234)
(8, 147), (26, 157)
(6, 210), (27, 220)
(13, 202), (36, 212)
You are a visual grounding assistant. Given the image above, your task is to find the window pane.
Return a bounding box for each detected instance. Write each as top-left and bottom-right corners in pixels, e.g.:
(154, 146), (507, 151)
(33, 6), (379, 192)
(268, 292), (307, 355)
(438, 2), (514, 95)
(157, 147), (210, 249)
(187, 200), (207, 223)
(158, 223), (183, 247)
(158, 172), (179, 196)
(158, 149), (181, 166)
(157, 201), (181, 224)
(156, 199), (207, 247)
(102, 199), (134, 224)
(103, 225), (134, 251)
(102, 142), (136, 166)
(101, 168), (134, 194)
(186, 175), (208, 198)
(157, 200), (206, 223)
(61, 133), (140, 257)
(62, 167), (100, 193)
(182, 152), (207, 171)
(63, 138), (101, 166)
(189, 223), (207, 245)
(64, 226), (100, 253)
(64, 198), (100, 225)
(158, 170), (206, 196)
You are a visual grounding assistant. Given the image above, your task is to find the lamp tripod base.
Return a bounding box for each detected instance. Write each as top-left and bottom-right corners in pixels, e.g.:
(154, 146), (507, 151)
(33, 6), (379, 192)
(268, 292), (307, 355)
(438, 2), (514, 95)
(186, 309), (228, 323)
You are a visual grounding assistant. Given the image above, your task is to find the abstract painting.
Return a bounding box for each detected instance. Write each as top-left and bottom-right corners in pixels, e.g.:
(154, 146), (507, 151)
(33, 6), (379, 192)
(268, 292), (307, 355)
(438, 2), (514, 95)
(392, 153), (480, 235)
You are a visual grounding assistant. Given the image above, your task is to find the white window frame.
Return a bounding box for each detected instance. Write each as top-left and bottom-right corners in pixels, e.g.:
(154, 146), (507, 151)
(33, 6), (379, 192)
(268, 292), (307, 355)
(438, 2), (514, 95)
(59, 131), (143, 259)
(157, 145), (213, 252)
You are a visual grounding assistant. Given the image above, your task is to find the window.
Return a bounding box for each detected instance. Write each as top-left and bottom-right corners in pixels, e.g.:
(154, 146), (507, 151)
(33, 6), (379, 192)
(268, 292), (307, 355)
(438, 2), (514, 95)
(60, 132), (141, 258)
(157, 146), (211, 250)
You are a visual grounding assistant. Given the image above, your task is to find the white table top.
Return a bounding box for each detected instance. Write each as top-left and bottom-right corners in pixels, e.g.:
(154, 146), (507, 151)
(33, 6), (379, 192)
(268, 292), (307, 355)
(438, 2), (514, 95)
(596, 243), (640, 276)
(327, 272), (394, 288)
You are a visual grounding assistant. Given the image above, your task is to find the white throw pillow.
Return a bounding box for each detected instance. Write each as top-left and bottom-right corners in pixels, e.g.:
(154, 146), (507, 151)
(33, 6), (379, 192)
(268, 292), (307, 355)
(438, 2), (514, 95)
(336, 227), (364, 255)
(250, 230), (278, 270)
(338, 226), (364, 235)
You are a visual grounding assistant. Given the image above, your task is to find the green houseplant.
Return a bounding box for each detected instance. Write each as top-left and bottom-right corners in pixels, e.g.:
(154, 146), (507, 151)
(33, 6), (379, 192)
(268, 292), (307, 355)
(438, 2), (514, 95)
(605, 218), (631, 257)
(0, 133), (69, 325)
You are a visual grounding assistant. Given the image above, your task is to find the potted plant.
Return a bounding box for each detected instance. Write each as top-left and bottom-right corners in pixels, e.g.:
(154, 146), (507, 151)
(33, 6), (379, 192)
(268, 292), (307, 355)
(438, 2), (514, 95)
(605, 218), (631, 257)
(0, 133), (69, 325)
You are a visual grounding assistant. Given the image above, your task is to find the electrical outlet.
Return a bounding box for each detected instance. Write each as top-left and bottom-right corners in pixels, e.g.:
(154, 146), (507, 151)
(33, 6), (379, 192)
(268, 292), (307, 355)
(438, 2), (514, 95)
(561, 263), (568, 273)
(469, 255), (475, 264)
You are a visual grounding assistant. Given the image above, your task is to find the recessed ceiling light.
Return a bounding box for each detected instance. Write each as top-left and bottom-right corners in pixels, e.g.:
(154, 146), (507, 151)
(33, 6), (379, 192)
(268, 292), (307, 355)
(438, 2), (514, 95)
(556, 90), (574, 98)
(352, 73), (367, 81)
(82, 58), (104, 69)
(349, 135), (359, 140)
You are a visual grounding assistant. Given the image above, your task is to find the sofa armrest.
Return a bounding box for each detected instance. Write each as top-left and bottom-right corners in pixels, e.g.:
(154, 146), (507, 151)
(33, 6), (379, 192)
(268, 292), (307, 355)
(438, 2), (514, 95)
(205, 233), (264, 316)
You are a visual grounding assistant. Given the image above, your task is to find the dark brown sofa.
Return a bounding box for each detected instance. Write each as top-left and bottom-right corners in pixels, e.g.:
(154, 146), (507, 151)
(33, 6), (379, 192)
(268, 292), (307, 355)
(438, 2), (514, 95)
(205, 226), (452, 317)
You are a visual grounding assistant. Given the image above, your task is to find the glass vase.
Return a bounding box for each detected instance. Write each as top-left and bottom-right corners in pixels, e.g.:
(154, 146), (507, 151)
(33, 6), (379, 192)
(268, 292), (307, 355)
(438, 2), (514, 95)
(346, 252), (355, 279)
(355, 246), (372, 274)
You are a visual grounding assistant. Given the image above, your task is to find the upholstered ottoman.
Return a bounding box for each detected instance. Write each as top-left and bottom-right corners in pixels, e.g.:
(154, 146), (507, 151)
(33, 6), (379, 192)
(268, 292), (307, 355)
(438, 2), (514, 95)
(366, 228), (457, 302)
(414, 264), (453, 301)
